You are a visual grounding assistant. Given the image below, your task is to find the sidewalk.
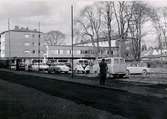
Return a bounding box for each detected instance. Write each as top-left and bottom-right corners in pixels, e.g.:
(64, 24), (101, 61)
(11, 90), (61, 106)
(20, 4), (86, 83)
(0, 68), (167, 98)
(75, 73), (167, 84)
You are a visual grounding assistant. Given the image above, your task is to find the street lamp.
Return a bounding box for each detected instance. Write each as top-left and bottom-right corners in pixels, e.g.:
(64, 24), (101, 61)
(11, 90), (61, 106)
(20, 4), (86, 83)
(71, 5), (74, 78)
(38, 22), (40, 71)
(8, 18), (11, 69)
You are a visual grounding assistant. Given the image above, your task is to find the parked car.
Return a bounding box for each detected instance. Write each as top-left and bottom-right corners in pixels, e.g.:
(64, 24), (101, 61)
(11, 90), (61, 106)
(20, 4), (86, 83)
(18, 63), (25, 71)
(126, 62), (150, 76)
(48, 64), (70, 74)
(10, 63), (16, 70)
(92, 57), (127, 78)
(30, 63), (49, 72)
(73, 59), (90, 74)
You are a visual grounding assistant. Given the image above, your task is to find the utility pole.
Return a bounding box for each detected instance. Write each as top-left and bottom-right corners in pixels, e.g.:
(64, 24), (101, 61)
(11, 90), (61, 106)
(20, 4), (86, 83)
(38, 22), (40, 71)
(71, 5), (74, 78)
(8, 18), (11, 69)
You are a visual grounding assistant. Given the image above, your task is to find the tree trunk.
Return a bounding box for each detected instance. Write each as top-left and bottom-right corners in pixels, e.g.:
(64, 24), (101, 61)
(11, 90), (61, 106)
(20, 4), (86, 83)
(119, 36), (126, 58)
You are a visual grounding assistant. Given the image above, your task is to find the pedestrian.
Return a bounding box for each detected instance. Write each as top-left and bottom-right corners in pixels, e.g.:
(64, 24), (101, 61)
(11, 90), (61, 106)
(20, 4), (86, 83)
(99, 58), (108, 85)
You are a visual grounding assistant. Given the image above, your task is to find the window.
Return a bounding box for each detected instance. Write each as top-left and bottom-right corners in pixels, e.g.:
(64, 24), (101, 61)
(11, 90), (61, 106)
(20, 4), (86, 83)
(32, 50), (35, 54)
(111, 50), (113, 55)
(67, 50), (71, 54)
(120, 59), (125, 64)
(24, 42), (30, 46)
(58, 59), (68, 63)
(32, 34), (35, 38)
(53, 50), (58, 55)
(105, 59), (111, 64)
(59, 50), (63, 54)
(107, 51), (109, 54)
(114, 59), (119, 64)
(85, 50), (88, 54)
(24, 34), (29, 38)
(74, 50), (80, 55)
(24, 50), (31, 54)
(58, 50), (63, 54)
(32, 42), (35, 46)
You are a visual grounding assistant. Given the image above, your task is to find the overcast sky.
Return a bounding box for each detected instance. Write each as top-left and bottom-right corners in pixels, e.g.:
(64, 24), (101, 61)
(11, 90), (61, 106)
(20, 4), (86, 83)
(0, 0), (167, 47)
(0, 0), (94, 34)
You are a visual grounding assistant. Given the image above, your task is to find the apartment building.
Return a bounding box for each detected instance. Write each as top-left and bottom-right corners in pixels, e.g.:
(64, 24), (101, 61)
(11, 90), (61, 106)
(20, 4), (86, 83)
(0, 26), (47, 63)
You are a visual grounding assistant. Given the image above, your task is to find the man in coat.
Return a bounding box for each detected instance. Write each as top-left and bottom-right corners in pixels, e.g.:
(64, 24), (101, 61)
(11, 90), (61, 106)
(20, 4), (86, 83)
(99, 58), (108, 85)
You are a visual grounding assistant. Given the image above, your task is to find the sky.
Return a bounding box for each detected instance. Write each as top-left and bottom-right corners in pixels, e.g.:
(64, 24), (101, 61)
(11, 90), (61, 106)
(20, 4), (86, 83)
(0, 0), (167, 47)
(0, 0), (94, 34)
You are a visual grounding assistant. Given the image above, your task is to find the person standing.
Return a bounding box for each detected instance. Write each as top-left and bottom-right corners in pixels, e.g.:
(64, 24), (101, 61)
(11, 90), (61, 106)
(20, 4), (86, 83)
(99, 58), (108, 85)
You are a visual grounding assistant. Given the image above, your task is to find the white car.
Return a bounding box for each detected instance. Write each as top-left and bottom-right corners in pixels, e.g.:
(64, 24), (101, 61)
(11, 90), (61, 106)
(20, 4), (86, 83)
(74, 64), (90, 74)
(31, 63), (49, 71)
(48, 64), (70, 73)
(126, 63), (150, 76)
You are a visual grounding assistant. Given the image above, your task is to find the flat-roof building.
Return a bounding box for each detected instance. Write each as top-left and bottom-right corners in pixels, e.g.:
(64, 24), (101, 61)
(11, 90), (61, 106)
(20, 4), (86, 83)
(0, 26), (47, 61)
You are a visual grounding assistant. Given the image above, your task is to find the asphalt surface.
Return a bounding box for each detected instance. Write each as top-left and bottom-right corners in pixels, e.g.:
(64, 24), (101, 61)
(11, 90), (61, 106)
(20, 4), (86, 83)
(0, 69), (167, 119)
(0, 78), (126, 119)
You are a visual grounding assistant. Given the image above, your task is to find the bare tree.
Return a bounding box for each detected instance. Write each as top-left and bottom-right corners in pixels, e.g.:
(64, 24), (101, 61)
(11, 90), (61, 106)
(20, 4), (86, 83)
(150, 7), (167, 52)
(45, 30), (66, 45)
(101, 1), (115, 57)
(75, 5), (102, 57)
(128, 1), (150, 61)
(112, 1), (133, 58)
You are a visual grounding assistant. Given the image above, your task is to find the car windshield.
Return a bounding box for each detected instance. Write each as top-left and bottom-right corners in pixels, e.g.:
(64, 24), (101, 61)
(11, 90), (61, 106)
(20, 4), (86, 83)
(105, 59), (111, 64)
(114, 59), (119, 64)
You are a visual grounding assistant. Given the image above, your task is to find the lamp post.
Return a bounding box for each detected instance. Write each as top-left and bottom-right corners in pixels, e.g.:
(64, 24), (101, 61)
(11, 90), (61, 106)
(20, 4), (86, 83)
(71, 5), (74, 78)
(38, 22), (40, 71)
(8, 18), (11, 69)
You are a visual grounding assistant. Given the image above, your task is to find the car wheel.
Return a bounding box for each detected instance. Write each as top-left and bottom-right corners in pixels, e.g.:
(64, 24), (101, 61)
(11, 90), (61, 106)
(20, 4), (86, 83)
(54, 69), (57, 73)
(48, 70), (51, 74)
(86, 70), (90, 74)
(74, 68), (77, 73)
(65, 71), (68, 74)
(119, 74), (125, 78)
(112, 74), (118, 78)
(142, 70), (147, 76)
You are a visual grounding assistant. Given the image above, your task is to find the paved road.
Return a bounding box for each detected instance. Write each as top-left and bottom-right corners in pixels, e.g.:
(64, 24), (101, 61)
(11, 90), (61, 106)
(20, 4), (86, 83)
(0, 69), (167, 119)
(0, 79), (125, 119)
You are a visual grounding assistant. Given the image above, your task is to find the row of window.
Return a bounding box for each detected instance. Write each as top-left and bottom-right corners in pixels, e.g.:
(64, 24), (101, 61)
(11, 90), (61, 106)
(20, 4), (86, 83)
(24, 42), (41, 46)
(24, 34), (41, 39)
(24, 42), (47, 47)
(50, 49), (114, 55)
(24, 50), (45, 54)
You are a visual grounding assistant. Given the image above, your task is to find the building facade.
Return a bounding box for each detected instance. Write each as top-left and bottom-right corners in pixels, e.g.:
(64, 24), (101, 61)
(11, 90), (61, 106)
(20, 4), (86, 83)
(0, 27), (47, 62)
(47, 45), (118, 59)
